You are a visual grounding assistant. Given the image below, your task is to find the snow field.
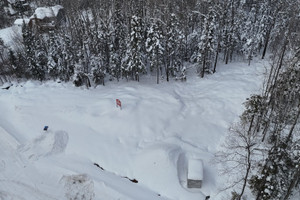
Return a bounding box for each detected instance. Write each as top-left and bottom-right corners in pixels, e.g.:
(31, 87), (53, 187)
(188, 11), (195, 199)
(0, 61), (267, 200)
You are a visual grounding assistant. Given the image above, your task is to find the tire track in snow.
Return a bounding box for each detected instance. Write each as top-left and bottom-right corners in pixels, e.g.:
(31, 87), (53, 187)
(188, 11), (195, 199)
(173, 90), (188, 119)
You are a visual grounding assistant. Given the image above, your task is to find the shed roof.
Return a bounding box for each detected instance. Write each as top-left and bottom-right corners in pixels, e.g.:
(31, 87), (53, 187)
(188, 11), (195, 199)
(188, 159), (203, 180)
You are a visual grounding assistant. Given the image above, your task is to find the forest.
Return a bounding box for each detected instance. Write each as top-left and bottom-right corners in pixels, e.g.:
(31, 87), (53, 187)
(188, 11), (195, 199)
(0, 0), (300, 199)
(0, 0), (298, 86)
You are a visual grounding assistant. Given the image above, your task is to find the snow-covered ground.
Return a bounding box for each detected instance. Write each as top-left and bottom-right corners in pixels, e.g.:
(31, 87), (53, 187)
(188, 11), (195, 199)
(0, 62), (267, 200)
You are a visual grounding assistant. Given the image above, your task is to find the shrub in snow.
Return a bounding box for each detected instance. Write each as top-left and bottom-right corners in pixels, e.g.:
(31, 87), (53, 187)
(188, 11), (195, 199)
(73, 72), (91, 88)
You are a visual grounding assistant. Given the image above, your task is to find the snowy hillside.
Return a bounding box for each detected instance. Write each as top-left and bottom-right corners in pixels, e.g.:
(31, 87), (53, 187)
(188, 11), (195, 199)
(0, 62), (267, 200)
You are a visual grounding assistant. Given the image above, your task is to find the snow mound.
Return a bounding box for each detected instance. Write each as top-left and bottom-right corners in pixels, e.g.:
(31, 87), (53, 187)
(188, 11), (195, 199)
(19, 130), (69, 160)
(60, 174), (95, 200)
(133, 143), (206, 199)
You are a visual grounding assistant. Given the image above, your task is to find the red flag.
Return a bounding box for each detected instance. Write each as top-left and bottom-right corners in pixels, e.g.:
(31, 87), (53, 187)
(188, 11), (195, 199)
(116, 99), (122, 109)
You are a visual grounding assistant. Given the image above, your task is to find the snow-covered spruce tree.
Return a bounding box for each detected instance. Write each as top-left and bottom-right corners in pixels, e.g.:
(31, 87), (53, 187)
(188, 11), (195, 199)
(7, 50), (16, 75)
(123, 15), (145, 81)
(72, 36), (91, 88)
(197, 7), (216, 78)
(47, 31), (62, 80)
(165, 13), (184, 81)
(98, 17), (112, 75)
(146, 19), (164, 84)
(34, 36), (47, 81)
(240, 6), (264, 66)
(22, 22), (46, 81)
(222, 0), (242, 64)
(110, 0), (127, 81)
(0, 37), (5, 66)
(250, 139), (300, 200)
(47, 30), (75, 82)
(210, 0), (224, 74)
(258, 0), (281, 60)
(60, 33), (75, 82)
(91, 55), (105, 86)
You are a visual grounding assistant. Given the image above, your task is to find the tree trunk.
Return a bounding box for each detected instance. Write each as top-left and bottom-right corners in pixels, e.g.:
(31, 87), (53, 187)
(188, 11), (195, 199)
(240, 147), (252, 200)
(283, 167), (300, 200)
(261, 29), (271, 59)
(285, 103), (300, 144)
(225, 46), (230, 65)
(157, 56), (159, 84)
(213, 42), (220, 73)
(201, 53), (206, 78)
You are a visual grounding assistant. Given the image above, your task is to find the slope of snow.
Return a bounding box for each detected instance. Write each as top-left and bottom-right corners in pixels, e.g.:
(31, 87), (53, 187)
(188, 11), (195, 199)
(0, 61), (267, 200)
(0, 25), (22, 51)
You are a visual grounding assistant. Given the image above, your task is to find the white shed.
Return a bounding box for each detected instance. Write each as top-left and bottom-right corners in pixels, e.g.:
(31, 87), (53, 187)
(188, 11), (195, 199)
(187, 159), (203, 188)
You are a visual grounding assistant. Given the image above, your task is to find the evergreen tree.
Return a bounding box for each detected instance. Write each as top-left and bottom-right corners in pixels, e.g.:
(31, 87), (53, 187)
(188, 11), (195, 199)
(60, 33), (75, 82)
(146, 19), (164, 84)
(22, 22), (38, 80)
(0, 37), (5, 65)
(222, 0), (241, 64)
(123, 15), (144, 81)
(34, 36), (47, 81)
(110, 0), (127, 81)
(165, 13), (184, 81)
(197, 7), (216, 78)
(91, 55), (105, 86)
(241, 6), (263, 65)
(47, 31), (61, 79)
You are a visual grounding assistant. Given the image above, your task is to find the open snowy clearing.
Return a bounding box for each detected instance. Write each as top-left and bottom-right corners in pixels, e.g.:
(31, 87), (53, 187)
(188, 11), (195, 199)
(0, 62), (267, 200)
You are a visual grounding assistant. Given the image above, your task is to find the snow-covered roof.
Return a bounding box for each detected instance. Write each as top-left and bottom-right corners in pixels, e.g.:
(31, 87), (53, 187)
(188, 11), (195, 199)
(14, 18), (30, 25)
(30, 5), (63, 20)
(188, 159), (203, 180)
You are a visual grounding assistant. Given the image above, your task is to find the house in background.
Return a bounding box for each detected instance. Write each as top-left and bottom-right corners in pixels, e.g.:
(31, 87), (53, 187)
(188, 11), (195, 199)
(28, 5), (65, 32)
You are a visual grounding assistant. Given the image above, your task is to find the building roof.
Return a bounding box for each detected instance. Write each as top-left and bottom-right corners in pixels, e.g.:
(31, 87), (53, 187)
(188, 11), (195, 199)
(30, 5), (63, 20)
(187, 159), (203, 180)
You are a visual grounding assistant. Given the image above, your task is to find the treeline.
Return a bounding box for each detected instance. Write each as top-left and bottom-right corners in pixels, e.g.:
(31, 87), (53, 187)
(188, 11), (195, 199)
(216, 2), (300, 197)
(0, 0), (299, 87)
(220, 48), (300, 200)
